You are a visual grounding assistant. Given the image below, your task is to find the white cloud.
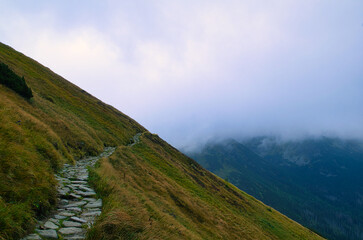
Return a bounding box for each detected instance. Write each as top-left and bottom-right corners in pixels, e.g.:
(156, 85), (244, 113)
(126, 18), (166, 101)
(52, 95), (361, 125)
(0, 1), (362, 147)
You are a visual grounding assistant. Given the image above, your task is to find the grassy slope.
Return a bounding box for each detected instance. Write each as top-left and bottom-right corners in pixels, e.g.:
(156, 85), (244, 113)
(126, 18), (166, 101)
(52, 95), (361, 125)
(0, 42), (323, 240)
(0, 42), (144, 239)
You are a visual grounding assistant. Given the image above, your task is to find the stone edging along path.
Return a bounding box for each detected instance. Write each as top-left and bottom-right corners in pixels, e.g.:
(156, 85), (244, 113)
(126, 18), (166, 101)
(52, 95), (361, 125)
(22, 147), (115, 240)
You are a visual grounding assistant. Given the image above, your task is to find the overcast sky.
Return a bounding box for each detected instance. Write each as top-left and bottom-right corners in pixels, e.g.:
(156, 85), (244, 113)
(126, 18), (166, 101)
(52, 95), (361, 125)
(1, 0), (363, 147)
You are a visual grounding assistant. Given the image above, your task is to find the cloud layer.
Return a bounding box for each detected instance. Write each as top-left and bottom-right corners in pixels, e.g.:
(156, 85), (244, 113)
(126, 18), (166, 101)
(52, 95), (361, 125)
(1, 0), (363, 147)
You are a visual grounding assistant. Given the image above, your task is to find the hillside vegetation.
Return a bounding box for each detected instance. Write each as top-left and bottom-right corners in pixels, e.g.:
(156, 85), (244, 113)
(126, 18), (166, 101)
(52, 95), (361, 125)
(0, 62), (32, 99)
(189, 138), (363, 240)
(0, 42), (324, 240)
(0, 42), (144, 239)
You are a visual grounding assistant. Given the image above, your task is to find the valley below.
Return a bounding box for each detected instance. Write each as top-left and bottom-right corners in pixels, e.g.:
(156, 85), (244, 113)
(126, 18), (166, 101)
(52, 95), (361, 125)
(187, 137), (363, 240)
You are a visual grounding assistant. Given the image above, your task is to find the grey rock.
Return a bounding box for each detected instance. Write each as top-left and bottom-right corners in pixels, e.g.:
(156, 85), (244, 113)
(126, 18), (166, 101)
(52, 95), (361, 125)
(59, 211), (75, 217)
(68, 184), (82, 187)
(63, 236), (85, 240)
(85, 199), (102, 208)
(76, 191), (96, 197)
(54, 214), (67, 219)
(71, 180), (87, 184)
(86, 208), (101, 212)
(44, 220), (59, 229)
(69, 193), (82, 199)
(59, 199), (69, 205)
(82, 211), (101, 217)
(78, 186), (94, 192)
(66, 185), (76, 190)
(24, 233), (42, 240)
(64, 201), (87, 208)
(63, 220), (82, 227)
(66, 207), (82, 212)
(70, 216), (87, 223)
(83, 198), (97, 202)
(77, 175), (88, 181)
(59, 227), (84, 235)
(49, 218), (60, 225)
(37, 229), (58, 239)
(57, 178), (70, 183)
(59, 187), (70, 193)
(58, 190), (69, 196)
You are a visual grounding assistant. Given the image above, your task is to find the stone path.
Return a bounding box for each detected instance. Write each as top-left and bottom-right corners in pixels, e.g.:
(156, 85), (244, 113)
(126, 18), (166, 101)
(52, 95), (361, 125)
(129, 133), (142, 147)
(22, 147), (115, 240)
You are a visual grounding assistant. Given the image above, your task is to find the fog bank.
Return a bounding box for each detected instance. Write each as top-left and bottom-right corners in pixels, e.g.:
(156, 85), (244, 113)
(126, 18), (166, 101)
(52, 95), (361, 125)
(1, 1), (362, 148)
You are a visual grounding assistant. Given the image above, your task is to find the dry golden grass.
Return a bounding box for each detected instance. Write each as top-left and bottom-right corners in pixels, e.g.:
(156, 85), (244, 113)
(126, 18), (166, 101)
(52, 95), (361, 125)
(0, 42), (143, 239)
(87, 133), (324, 239)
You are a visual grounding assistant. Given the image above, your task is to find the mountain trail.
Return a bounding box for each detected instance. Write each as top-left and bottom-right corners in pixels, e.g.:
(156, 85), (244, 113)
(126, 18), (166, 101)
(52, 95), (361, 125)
(21, 147), (115, 240)
(128, 133), (142, 147)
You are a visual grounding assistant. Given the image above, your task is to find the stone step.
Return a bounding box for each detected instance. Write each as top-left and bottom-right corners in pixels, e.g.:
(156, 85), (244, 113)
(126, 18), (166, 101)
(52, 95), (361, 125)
(63, 201), (87, 208)
(44, 220), (59, 229)
(63, 220), (83, 227)
(22, 233), (42, 240)
(59, 227), (84, 235)
(70, 216), (87, 223)
(84, 199), (102, 208)
(37, 229), (58, 239)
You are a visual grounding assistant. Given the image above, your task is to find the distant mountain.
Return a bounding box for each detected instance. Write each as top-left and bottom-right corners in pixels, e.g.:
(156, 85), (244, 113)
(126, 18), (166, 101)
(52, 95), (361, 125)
(0, 42), (323, 240)
(187, 137), (363, 240)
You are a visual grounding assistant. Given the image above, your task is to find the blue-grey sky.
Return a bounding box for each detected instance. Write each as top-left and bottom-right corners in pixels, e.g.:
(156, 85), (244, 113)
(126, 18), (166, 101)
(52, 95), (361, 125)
(1, 0), (363, 147)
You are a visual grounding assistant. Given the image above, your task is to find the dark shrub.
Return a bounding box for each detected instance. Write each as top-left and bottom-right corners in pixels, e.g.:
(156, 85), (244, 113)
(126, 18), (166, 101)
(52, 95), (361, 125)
(0, 62), (33, 99)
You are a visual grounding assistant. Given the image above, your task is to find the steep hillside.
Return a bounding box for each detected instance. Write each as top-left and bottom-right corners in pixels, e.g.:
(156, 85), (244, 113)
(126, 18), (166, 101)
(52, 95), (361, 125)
(0, 42), (144, 239)
(0, 42), (323, 240)
(188, 138), (363, 240)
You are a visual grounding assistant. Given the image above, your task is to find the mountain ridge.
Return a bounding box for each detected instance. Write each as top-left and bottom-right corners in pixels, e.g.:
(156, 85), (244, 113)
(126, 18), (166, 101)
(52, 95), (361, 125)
(188, 136), (363, 240)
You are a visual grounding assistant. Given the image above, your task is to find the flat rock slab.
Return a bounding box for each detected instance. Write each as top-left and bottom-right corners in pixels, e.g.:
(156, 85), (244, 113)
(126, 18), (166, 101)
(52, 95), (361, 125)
(69, 193), (82, 199)
(78, 186), (94, 192)
(23, 233), (42, 240)
(63, 236), (85, 240)
(82, 211), (101, 217)
(37, 229), (58, 239)
(76, 191), (96, 197)
(63, 220), (82, 227)
(66, 207), (82, 212)
(59, 199), (69, 205)
(83, 198), (97, 202)
(77, 176), (88, 181)
(44, 220), (59, 229)
(54, 214), (67, 219)
(49, 218), (60, 225)
(64, 201), (87, 208)
(71, 181), (87, 184)
(85, 199), (102, 208)
(59, 211), (75, 217)
(59, 227), (84, 235)
(70, 216), (87, 223)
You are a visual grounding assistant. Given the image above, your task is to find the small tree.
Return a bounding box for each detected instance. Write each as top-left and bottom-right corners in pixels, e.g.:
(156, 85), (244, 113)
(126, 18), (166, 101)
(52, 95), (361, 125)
(0, 62), (33, 99)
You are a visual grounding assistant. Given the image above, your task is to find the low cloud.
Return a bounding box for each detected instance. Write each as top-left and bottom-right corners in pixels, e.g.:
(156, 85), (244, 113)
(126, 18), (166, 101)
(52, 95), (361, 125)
(1, 0), (362, 148)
